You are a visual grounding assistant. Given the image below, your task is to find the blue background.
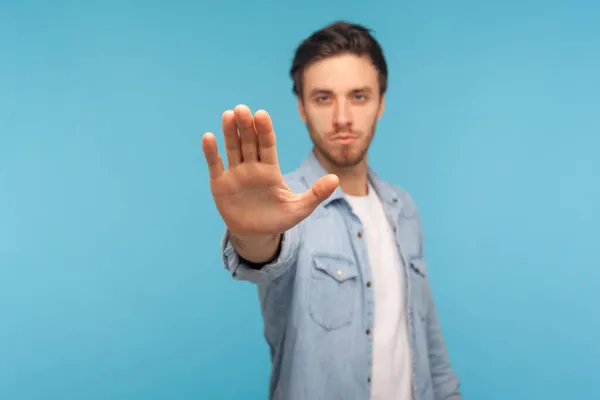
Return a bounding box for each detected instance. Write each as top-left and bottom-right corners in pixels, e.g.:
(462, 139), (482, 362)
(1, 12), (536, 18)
(1, 0), (599, 399)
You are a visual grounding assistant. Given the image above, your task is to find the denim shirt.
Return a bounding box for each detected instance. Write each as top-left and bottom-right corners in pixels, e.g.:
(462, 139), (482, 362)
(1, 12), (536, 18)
(221, 151), (461, 400)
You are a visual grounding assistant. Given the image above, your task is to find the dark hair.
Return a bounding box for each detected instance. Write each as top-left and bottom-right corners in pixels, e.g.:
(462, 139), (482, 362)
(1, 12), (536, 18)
(290, 21), (388, 97)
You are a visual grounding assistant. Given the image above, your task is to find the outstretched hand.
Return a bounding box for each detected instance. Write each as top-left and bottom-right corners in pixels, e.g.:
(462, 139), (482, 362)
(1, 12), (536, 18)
(202, 105), (338, 237)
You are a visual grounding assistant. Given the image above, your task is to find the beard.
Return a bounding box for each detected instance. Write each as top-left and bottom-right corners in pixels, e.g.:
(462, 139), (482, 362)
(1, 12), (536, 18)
(306, 118), (377, 169)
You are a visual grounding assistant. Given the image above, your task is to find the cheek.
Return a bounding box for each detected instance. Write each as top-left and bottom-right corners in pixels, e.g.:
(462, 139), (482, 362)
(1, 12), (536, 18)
(358, 108), (380, 129)
(306, 110), (332, 132)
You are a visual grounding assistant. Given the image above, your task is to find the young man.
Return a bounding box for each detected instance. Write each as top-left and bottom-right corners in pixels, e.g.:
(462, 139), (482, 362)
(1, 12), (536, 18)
(202, 21), (461, 400)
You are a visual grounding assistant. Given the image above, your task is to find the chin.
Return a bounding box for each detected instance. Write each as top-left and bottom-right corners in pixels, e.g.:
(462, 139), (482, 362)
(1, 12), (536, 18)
(330, 151), (366, 168)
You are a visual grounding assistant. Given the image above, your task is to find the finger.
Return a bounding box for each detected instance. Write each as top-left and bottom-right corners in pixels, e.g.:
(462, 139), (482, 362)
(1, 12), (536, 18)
(254, 109), (279, 165)
(202, 132), (225, 179)
(295, 174), (339, 218)
(234, 104), (259, 163)
(222, 110), (242, 167)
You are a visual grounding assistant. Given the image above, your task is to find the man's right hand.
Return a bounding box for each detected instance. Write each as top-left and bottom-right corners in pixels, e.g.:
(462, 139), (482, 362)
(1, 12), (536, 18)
(202, 104), (338, 240)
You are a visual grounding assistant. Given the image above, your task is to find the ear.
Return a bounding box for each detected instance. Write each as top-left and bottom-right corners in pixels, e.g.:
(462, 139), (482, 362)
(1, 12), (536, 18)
(297, 95), (307, 124)
(377, 94), (386, 121)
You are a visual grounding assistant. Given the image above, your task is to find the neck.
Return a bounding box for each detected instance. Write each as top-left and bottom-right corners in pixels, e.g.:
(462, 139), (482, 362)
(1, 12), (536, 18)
(313, 149), (369, 196)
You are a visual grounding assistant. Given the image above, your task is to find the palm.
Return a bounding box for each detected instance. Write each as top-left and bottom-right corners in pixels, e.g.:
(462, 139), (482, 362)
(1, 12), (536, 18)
(202, 105), (338, 237)
(211, 163), (298, 235)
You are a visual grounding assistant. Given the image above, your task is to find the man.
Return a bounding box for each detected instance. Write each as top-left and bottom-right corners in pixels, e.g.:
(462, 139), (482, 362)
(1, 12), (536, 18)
(202, 21), (461, 400)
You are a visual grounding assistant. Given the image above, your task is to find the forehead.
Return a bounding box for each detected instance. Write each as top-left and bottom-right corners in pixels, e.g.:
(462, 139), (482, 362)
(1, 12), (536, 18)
(302, 53), (379, 94)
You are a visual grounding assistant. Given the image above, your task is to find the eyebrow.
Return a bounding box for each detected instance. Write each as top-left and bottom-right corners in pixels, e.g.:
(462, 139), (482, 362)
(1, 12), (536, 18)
(308, 86), (374, 97)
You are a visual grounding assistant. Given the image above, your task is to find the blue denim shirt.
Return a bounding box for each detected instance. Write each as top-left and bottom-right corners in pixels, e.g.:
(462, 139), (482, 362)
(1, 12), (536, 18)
(221, 151), (461, 400)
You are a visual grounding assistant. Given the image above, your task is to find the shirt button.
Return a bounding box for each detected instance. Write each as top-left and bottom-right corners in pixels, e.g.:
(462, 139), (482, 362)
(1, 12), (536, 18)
(366, 281), (372, 287)
(393, 226), (397, 233)
(393, 198), (398, 203)
(357, 232), (362, 238)
(367, 376), (371, 383)
(366, 328), (371, 335)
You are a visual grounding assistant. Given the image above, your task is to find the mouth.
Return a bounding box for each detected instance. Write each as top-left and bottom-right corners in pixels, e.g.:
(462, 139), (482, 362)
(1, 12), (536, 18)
(331, 135), (356, 145)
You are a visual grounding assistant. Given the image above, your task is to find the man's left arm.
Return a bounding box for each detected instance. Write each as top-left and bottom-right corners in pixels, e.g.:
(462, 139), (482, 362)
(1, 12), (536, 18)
(425, 284), (462, 399)
(402, 189), (462, 398)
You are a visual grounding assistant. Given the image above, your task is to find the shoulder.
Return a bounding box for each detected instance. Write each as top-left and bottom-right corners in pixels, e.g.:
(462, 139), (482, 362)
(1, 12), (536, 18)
(376, 178), (421, 219)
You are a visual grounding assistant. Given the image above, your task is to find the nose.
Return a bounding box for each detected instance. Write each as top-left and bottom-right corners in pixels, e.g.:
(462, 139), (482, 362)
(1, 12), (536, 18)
(333, 98), (352, 131)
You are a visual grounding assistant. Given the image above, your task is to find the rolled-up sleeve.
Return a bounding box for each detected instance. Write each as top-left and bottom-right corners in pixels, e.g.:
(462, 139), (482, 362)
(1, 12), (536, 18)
(221, 226), (300, 285)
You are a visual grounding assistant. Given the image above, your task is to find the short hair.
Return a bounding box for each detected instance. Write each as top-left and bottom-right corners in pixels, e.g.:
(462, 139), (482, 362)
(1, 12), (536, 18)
(290, 21), (388, 97)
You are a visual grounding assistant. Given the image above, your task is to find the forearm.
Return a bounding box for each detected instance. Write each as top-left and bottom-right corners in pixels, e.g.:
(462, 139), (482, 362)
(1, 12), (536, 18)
(229, 232), (282, 264)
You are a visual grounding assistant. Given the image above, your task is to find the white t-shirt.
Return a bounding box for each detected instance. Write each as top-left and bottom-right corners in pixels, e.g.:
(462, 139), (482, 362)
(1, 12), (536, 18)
(345, 182), (412, 400)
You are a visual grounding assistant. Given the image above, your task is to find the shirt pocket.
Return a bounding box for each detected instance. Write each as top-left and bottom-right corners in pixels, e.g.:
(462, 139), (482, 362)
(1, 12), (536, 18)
(309, 253), (360, 331)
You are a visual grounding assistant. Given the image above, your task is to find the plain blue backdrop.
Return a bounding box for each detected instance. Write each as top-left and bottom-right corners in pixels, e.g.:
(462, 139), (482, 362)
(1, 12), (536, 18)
(1, 0), (599, 399)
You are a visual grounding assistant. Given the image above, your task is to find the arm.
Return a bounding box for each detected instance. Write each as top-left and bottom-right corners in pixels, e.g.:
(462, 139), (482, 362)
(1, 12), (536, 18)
(408, 191), (461, 399)
(426, 287), (462, 400)
(221, 225), (300, 285)
(229, 233), (282, 267)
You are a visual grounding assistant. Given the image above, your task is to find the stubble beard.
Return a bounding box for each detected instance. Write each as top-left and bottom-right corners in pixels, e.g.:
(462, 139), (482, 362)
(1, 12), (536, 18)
(307, 119), (377, 170)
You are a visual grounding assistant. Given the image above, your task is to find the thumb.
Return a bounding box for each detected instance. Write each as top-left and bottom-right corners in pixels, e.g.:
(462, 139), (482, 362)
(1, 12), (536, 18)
(295, 174), (339, 218)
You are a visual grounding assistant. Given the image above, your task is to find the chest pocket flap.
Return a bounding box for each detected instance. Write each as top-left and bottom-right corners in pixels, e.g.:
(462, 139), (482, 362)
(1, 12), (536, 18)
(313, 254), (360, 282)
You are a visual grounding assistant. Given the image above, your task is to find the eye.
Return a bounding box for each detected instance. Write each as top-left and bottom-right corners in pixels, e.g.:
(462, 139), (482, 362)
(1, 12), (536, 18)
(353, 94), (367, 102)
(315, 95), (331, 104)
